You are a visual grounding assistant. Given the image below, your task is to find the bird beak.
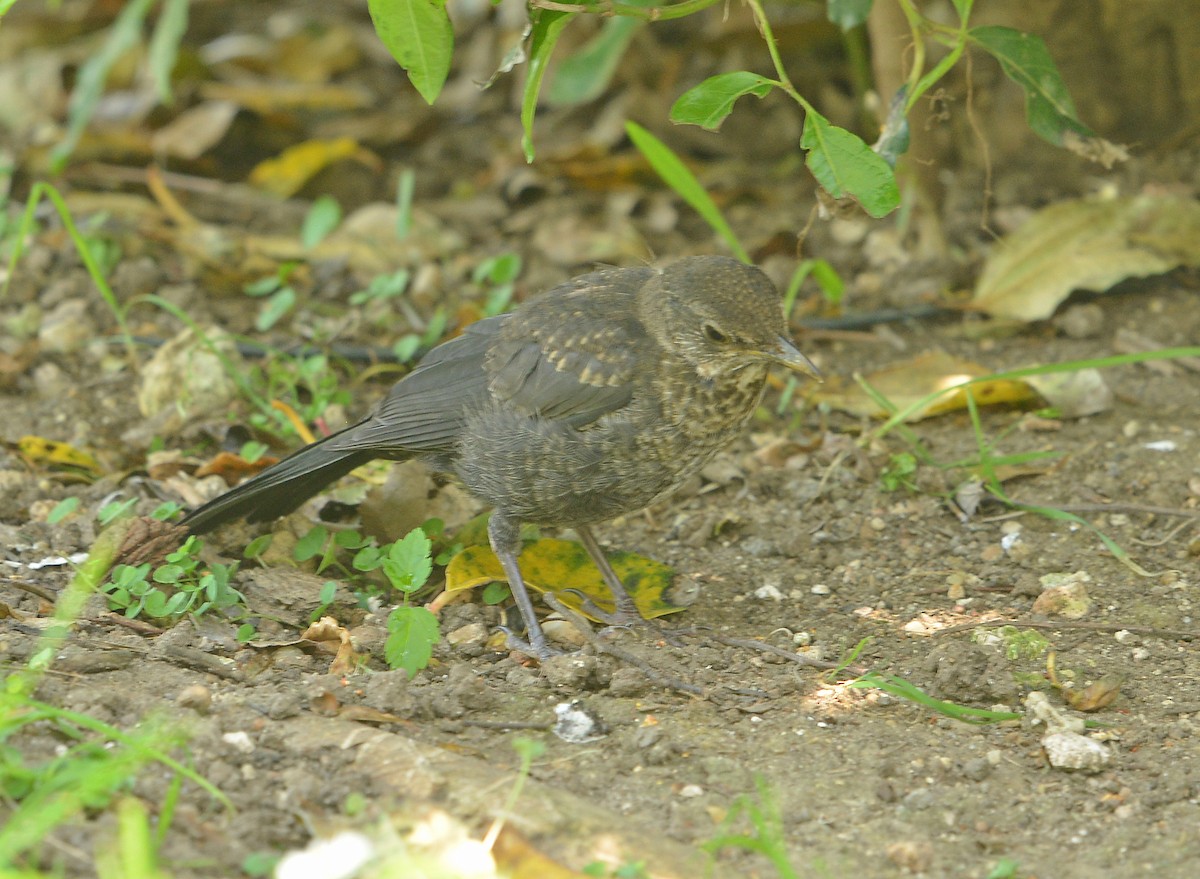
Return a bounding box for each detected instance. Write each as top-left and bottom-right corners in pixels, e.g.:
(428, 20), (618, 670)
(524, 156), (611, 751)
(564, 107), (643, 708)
(768, 335), (822, 381)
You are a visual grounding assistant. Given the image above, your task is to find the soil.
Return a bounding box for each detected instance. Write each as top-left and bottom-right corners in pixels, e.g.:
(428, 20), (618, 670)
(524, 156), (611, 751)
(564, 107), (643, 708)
(3, 4), (1200, 879)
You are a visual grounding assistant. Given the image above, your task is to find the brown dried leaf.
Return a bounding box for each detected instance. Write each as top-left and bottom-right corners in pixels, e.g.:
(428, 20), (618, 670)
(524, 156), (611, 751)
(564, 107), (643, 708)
(1062, 674), (1124, 712)
(195, 451), (279, 487)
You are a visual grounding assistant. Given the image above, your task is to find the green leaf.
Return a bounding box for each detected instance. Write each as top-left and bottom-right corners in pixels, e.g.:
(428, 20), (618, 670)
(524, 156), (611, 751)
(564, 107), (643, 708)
(383, 528), (433, 593)
(969, 25), (1092, 146)
(385, 606), (440, 676)
(521, 9), (574, 162)
(368, 0), (454, 105)
(47, 497), (80, 524)
(294, 526), (329, 563)
(301, 195), (342, 249)
(549, 16), (642, 106)
(142, 590), (170, 617)
(255, 287), (296, 332)
(148, 0), (189, 104)
(826, 0), (873, 31)
(669, 71), (776, 131)
(97, 497), (137, 526)
(952, 0), (974, 21)
(799, 109), (899, 218)
(624, 120), (750, 263)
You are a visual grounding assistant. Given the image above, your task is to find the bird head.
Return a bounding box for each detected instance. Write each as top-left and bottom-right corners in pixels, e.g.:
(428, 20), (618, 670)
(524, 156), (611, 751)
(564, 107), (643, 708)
(637, 256), (821, 381)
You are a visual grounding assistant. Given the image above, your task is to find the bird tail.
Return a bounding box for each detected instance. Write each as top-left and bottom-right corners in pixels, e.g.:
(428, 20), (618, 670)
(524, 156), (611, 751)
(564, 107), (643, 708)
(182, 431), (377, 534)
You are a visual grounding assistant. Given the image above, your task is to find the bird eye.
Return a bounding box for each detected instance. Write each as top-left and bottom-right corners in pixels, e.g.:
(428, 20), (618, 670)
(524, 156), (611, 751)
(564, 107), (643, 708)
(703, 323), (728, 343)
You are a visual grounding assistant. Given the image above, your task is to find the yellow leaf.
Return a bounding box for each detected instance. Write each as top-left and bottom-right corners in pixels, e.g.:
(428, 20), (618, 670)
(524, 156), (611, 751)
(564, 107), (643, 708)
(248, 137), (362, 198)
(811, 351), (1039, 421)
(444, 538), (684, 621)
(17, 435), (102, 476)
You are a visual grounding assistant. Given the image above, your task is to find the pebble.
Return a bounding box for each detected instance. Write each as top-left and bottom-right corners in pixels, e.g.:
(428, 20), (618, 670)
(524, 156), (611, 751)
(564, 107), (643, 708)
(38, 299), (94, 353)
(552, 699), (607, 743)
(446, 622), (489, 654)
(1043, 731), (1112, 772)
(541, 653), (602, 690)
(222, 731), (255, 754)
(754, 582), (785, 601)
(885, 840), (934, 873)
(177, 684), (213, 714)
(608, 667), (649, 698)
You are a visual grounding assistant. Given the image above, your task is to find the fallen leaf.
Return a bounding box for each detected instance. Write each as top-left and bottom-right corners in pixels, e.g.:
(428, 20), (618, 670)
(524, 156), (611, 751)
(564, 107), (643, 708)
(248, 137), (376, 197)
(811, 350), (1039, 420)
(16, 435), (102, 476)
(1024, 369), (1113, 418)
(195, 450), (280, 486)
(973, 194), (1200, 321)
(1062, 674), (1124, 712)
(443, 538), (686, 621)
(302, 616), (359, 675)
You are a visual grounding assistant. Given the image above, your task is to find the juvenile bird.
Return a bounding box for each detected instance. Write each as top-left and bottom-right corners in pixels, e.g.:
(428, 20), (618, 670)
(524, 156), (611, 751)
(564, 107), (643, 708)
(182, 256), (820, 658)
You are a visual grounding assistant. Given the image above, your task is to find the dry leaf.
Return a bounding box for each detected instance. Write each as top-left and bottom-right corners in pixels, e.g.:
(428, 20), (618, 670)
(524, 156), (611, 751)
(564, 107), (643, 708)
(302, 616), (359, 675)
(974, 194), (1200, 321)
(1062, 674), (1124, 712)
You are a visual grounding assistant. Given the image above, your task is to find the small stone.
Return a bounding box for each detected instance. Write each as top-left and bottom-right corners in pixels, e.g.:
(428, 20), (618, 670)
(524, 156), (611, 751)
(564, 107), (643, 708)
(1131, 647), (1151, 661)
(608, 667), (649, 698)
(177, 684), (212, 714)
(1113, 630), (1138, 645)
(754, 582), (785, 601)
(1032, 571), (1092, 619)
(677, 783), (704, 798)
(446, 622), (489, 654)
(222, 731), (255, 754)
(885, 840), (934, 873)
(38, 299), (94, 353)
(1042, 731), (1112, 773)
(811, 584), (831, 596)
(552, 699), (607, 743)
(541, 619), (588, 648)
(961, 757), (991, 781)
(541, 653), (602, 690)
(1054, 303), (1105, 339)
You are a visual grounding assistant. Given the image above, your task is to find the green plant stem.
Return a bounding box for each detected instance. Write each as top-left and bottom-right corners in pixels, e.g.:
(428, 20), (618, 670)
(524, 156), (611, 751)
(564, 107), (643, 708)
(4, 183), (137, 363)
(529, 0), (721, 22)
(743, 0), (799, 103)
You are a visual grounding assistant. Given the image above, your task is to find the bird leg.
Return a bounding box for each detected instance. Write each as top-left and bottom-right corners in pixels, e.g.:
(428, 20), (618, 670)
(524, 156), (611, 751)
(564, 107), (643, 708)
(488, 513), (560, 660)
(575, 525), (646, 626)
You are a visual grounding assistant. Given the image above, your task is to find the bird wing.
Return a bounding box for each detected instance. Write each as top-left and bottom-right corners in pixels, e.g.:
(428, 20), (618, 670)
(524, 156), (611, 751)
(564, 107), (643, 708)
(485, 310), (642, 427)
(325, 316), (503, 453)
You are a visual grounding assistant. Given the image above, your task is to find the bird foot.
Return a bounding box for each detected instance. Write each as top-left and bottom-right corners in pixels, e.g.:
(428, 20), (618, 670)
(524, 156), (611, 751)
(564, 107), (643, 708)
(560, 588), (646, 629)
(498, 626), (564, 661)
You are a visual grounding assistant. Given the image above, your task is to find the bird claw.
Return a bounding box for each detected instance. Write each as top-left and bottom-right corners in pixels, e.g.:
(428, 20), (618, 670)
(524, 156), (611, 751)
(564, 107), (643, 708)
(497, 625), (564, 661)
(559, 588), (645, 628)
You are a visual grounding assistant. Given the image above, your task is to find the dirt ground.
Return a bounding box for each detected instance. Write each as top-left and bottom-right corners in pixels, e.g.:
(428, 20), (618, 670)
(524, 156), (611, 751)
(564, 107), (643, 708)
(4, 4), (1200, 879)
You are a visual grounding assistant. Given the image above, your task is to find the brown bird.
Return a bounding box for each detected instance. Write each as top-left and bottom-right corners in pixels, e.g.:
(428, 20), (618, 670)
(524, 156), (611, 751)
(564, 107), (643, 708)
(182, 256), (820, 658)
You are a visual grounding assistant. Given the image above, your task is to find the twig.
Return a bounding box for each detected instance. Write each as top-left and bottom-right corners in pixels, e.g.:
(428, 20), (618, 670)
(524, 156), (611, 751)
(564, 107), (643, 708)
(710, 635), (865, 674)
(936, 617), (1198, 642)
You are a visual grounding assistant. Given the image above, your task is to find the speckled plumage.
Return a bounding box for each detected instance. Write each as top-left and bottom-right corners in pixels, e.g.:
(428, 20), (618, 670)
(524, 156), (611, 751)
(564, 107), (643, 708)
(183, 256), (820, 658)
